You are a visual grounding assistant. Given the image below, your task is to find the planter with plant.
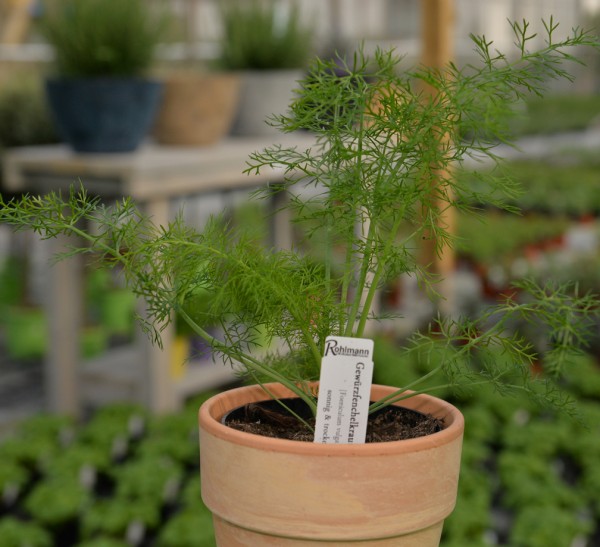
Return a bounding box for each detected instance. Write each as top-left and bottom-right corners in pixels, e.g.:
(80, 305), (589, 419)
(218, 0), (312, 136)
(41, 0), (168, 153)
(0, 72), (59, 173)
(152, 64), (241, 147)
(1, 18), (599, 547)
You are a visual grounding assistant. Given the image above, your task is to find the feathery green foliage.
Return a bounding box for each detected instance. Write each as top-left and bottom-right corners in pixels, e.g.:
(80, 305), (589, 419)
(1, 19), (599, 419)
(41, 0), (169, 77)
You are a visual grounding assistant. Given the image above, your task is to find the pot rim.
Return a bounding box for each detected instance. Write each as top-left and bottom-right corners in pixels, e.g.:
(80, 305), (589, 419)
(199, 382), (464, 456)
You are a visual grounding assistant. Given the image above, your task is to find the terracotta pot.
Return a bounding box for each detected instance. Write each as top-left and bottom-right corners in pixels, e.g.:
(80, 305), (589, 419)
(153, 72), (240, 146)
(199, 382), (464, 546)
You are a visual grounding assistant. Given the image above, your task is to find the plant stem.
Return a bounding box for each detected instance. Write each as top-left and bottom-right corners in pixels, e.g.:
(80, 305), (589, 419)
(343, 213), (376, 336)
(339, 232), (355, 334)
(367, 363), (444, 414)
(355, 215), (404, 337)
(178, 309), (318, 415)
(173, 238), (324, 368)
(251, 376), (316, 434)
(369, 380), (492, 413)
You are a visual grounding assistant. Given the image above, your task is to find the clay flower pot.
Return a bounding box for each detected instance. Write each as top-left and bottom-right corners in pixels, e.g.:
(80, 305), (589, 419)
(153, 72), (240, 146)
(199, 382), (464, 546)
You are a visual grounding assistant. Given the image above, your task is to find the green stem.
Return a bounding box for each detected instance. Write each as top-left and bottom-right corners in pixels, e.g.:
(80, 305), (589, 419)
(367, 363), (444, 414)
(355, 215), (404, 337)
(178, 309), (319, 415)
(368, 380), (492, 414)
(170, 238), (323, 368)
(67, 223), (128, 264)
(72, 216), (323, 407)
(251, 375), (315, 434)
(211, 245), (322, 367)
(339, 235), (355, 334)
(342, 106), (373, 337)
(343, 214), (376, 336)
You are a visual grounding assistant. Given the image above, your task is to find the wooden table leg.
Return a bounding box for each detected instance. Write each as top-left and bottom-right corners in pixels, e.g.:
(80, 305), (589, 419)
(45, 232), (83, 417)
(139, 198), (177, 413)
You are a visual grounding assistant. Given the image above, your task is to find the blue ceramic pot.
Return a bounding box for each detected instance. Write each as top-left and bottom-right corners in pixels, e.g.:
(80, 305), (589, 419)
(45, 77), (163, 153)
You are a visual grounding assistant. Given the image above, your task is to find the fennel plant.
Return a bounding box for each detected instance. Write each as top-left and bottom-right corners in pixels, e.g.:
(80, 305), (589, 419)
(1, 19), (599, 420)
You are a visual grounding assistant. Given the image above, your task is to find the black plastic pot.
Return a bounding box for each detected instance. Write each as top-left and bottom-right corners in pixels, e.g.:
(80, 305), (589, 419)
(45, 77), (163, 153)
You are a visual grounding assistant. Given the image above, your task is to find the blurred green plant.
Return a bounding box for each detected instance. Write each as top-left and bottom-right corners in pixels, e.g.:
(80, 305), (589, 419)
(41, 0), (169, 77)
(510, 505), (593, 547)
(510, 94), (600, 136)
(456, 211), (570, 265)
(459, 158), (600, 216)
(441, 467), (492, 545)
(0, 74), (58, 150)
(218, 0), (312, 70)
(75, 538), (130, 547)
(156, 509), (215, 547)
(42, 442), (112, 480)
(24, 477), (90, 528)
(80, 496), (161, 540)
(498, 451), (585, 511)
(0, 517), (53, 547)
(0, 460), (29, 496)
(0, 434), (60, 472)
(112, 456), (183, 503)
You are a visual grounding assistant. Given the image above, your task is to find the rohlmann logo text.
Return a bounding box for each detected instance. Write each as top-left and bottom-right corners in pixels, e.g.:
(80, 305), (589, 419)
(324, 339), (370, 358)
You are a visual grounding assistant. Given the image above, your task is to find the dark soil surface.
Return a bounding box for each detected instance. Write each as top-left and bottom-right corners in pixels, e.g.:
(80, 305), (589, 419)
(224, 398), (444, 442)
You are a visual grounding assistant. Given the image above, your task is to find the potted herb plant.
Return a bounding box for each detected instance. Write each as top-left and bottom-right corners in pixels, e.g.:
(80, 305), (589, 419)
(217, 0), (313, 136)
(41, 0), (168, 153)
(1, 19), (599, 547)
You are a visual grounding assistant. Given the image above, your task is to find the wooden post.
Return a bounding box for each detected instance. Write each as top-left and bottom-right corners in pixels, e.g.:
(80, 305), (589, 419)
(422, 0), (454, 70)
(420, 0), (456, 282)
(46, 233), (84, 417)
(1, 0), (33, 44)
(140, 198), (178, 414)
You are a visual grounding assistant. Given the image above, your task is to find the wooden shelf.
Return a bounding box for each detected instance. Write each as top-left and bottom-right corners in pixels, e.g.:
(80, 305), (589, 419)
(80, 344), (239, 408)
(3, 136), (314, 416)
(174, 359), (239, 399)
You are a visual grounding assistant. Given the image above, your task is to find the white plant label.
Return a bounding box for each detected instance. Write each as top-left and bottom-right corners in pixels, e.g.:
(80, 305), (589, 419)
(314, 336), (374, 444)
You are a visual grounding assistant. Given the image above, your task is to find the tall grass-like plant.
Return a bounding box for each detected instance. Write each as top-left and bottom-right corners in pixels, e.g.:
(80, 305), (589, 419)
(0, 75), (58, 149)
(218, 0), (312, 70)
(42, 0), (169, 77)
(1, 19), (599, 422)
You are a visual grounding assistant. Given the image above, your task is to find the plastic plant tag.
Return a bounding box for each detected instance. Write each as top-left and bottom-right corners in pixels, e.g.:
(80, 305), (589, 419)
(314, 336), (374, 444)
